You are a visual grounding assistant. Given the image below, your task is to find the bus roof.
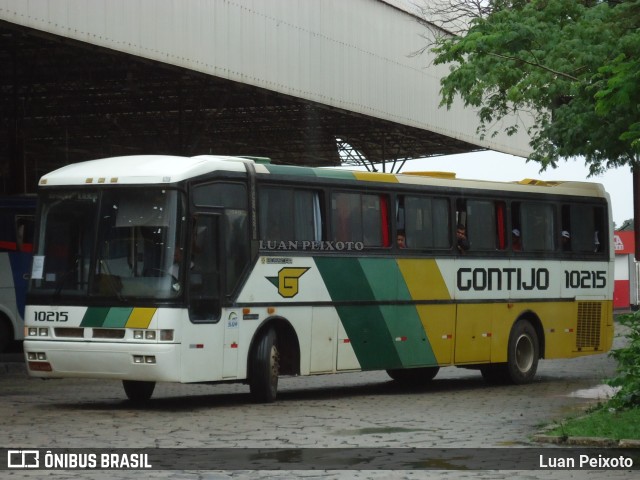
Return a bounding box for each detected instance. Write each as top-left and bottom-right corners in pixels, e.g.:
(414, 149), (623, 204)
(38, 155), (608, 198)
(38, 155), (248, 186)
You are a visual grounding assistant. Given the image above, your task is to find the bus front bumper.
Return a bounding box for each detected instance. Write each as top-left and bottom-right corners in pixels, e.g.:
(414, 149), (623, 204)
(23, 340), (182, 382)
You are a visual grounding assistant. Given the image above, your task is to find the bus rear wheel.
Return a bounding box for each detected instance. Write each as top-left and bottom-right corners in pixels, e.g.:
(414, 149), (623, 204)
(507, 320), (539, 384)
(122, 380), (155, 403)
(481, 319), (539, 385)
(386, 366), (440, 384)
(249, 328), (279, 403)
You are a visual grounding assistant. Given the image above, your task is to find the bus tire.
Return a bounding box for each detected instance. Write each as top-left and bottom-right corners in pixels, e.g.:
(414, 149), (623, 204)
(481, 320), (539, 385)
(506, 319), (539, 384)
(122, 380), (155, 403)
(249, 328), (279, 403)
(386, 366), (440, 384)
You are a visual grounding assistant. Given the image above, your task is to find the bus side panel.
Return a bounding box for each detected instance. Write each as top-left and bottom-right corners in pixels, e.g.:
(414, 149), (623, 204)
(180, 312), (225, 383)
(315, 257), (440, 371)
(398, 259), (455, 366)
(310, 306), (337, 374)
(454, 304), (493, 364)
(414, 305), (455, 365)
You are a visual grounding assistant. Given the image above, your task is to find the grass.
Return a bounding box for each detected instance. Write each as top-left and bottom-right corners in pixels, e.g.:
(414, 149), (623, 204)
(547, 407), (640, 440)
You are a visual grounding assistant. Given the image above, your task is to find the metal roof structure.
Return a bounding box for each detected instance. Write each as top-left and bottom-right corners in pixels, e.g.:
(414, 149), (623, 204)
(0, 0), (532, 194)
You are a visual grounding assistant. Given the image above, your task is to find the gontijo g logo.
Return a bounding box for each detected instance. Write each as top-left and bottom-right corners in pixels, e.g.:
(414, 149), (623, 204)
(266, 267), (310, 298)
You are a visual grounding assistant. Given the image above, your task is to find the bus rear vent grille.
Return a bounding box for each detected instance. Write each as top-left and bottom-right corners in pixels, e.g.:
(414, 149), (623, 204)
(576, 302), (601, 349)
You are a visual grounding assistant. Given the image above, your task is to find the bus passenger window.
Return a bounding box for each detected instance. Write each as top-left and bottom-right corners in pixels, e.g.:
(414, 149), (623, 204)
(565, 204), (607, 254)
(401, 196), (450, 249)
(465, 200), (497, 251)
(520, 202), (556, 252)
(511, 202), (522, 252)
(331, 192), (389, 247)
(259, 188), (322, 242)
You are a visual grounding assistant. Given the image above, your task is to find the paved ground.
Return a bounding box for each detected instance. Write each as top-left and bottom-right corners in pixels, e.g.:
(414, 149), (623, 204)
(0, 322), (636, 479)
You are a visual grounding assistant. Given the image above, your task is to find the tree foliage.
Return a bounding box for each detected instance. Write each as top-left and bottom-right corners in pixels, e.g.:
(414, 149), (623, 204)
(430, 0), (640, 174)
(607, 311), (640, 410)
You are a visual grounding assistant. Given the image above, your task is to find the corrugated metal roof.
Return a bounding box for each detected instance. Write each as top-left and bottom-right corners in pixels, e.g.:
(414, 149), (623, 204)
(0, 0), (533, 192)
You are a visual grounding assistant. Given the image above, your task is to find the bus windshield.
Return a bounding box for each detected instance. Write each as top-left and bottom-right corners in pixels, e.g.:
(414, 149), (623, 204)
(30, 188), (184, 302)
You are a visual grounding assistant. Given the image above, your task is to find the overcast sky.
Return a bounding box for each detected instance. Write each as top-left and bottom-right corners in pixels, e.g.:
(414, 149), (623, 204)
(397, 151), (633, 228)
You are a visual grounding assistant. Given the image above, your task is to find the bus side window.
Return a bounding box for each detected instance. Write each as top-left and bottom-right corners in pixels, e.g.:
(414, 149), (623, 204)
(401, 195), (450, 249)
(258, 188), (323, 242)
(520, 202), (556, 252)
(331, 192), (389, 247)
(567, 204), (607, 254)
(560, 205), (572, 252)
(465, 199), (497, 251)
(511, 202), (522, 252)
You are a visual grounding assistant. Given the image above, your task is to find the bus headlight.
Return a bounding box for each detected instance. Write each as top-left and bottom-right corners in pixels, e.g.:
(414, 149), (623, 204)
(27, 327), (38, 337)
(133, 330), (144, 340)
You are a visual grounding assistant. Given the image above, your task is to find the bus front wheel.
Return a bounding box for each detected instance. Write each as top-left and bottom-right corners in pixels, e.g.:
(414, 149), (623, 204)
(249, 328), (280, 403)
(122, 380), (155, 403)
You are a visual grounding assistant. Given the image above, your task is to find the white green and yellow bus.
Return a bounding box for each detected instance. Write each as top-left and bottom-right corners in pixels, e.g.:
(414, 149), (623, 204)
(24, 155), (614, 403)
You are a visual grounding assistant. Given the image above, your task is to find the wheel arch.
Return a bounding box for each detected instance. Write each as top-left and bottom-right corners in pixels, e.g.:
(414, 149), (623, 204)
(514, 309), (545, 359)
(247, 316), (300, 377)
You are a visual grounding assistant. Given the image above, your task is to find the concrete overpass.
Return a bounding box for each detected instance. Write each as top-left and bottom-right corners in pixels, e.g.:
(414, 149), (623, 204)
(0, 0), (532, 194)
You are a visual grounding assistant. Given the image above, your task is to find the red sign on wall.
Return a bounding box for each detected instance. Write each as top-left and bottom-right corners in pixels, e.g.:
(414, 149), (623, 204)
(614, 231), (635, 255)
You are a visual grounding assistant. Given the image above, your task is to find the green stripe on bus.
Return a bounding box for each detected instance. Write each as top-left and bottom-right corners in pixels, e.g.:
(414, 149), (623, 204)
(264, 164), (318, 177)
(335, 304), (402, 369)
(315, 257), (436, 369)
(80, 307), (111, 327)
(315, 257), (401, 369)
(103, 307), (134, 328)
(358, 258), (437, 367)
(314, 169), (356, 180)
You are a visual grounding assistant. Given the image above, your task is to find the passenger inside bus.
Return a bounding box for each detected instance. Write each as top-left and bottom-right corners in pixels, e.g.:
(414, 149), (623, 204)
(397, 231), (407, 249)
(512, 228), (522, 251)
(456, 223), (470, 253)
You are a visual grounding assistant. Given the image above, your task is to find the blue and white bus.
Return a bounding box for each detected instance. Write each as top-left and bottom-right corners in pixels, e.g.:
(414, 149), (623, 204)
(0, 195), (36, 352)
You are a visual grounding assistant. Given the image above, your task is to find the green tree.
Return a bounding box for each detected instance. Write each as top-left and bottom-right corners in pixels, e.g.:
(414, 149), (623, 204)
(431, 0), (640, 174)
